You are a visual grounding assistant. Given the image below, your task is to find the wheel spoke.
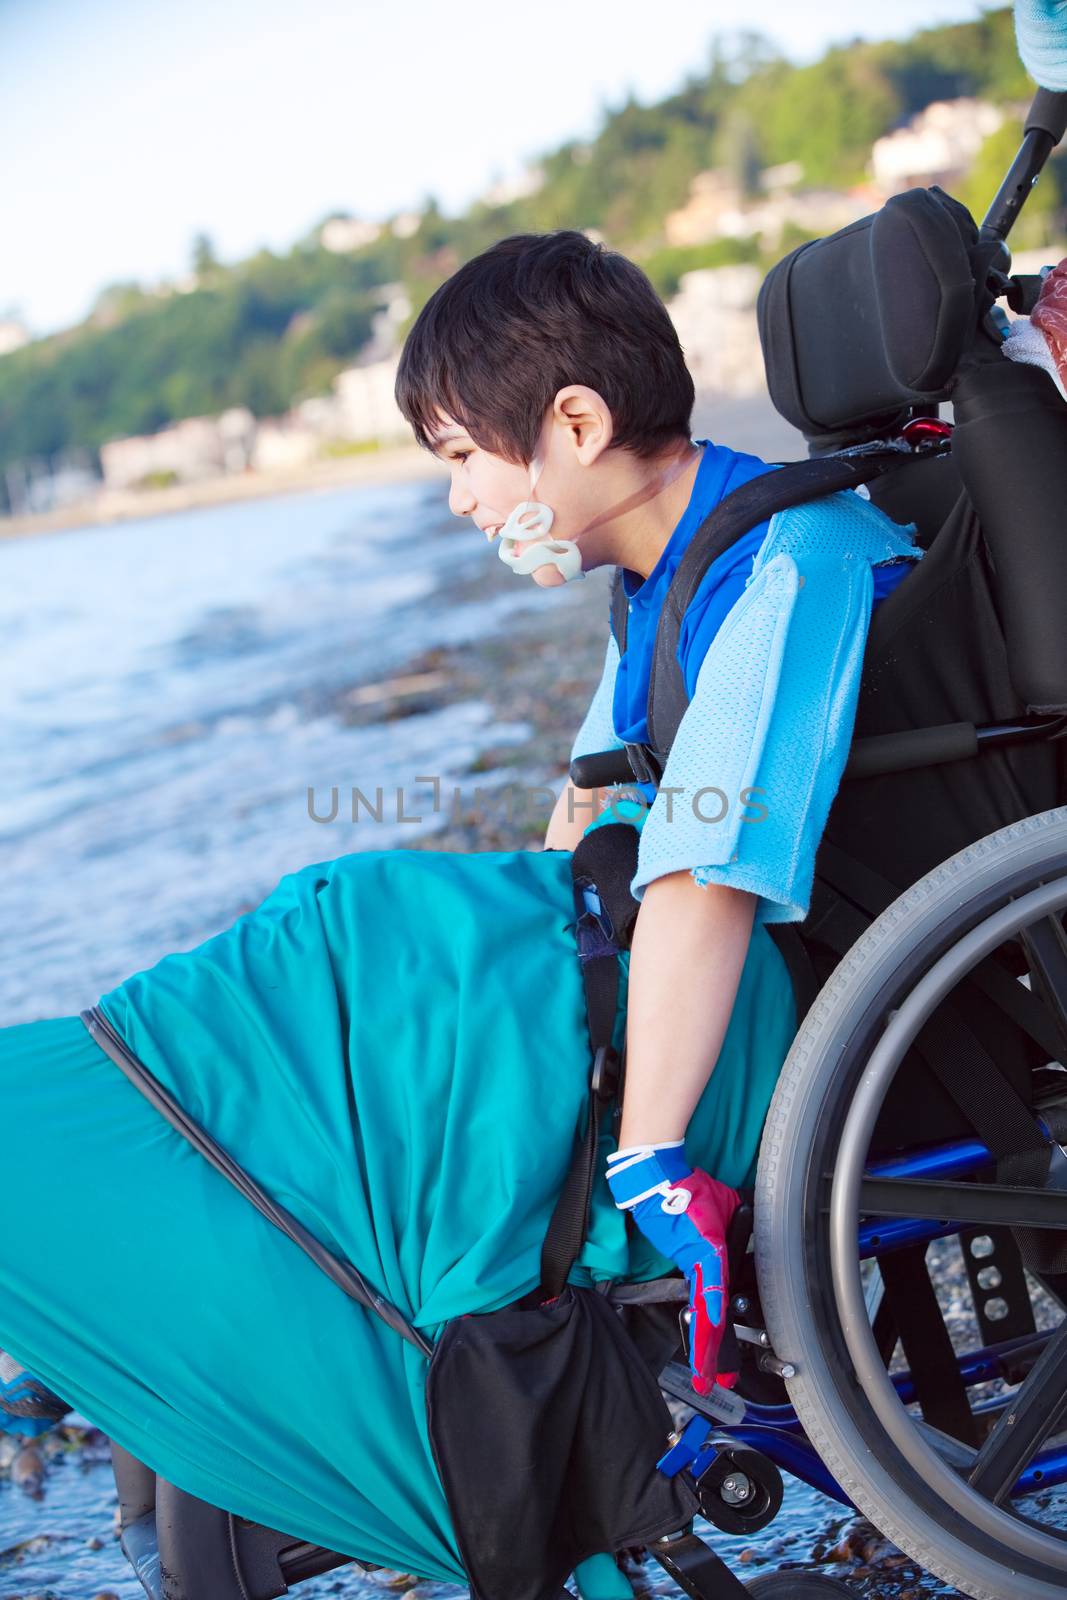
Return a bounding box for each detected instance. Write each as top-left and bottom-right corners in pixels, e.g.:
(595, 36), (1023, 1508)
(859, 1177), (1067, 1231)
(968, 1319), (1067, 1503)
(1019, 915), (1067, 1062)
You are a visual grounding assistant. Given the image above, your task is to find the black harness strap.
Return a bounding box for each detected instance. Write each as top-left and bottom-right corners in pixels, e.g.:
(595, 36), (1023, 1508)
(609, 448), (923, 781)
(539, 839), (624, 1300)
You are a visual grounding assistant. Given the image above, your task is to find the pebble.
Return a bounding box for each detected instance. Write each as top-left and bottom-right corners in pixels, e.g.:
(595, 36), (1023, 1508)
(12, 1442), (46, 1497)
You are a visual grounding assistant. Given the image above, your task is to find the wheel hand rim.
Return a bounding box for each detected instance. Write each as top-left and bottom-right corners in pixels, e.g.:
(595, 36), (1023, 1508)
(830, 875), (1067, 1568)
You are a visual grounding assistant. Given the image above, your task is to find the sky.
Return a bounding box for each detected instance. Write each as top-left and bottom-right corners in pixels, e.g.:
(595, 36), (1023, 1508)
(3, 0), (993, 338)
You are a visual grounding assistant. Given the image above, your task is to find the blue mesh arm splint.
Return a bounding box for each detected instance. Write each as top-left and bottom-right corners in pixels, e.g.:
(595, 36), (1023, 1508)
(570, 492), (923, 925)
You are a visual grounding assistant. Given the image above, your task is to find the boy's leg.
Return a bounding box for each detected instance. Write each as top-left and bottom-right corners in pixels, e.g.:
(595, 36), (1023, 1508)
(573, 1553), (635, 1600)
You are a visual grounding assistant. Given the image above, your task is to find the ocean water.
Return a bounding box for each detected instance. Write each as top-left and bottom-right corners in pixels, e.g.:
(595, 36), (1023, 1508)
(0, 479), (540, 1026)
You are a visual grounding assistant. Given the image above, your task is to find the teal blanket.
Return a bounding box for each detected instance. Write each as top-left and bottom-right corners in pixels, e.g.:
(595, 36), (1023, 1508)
(0, 838), (794, 1576)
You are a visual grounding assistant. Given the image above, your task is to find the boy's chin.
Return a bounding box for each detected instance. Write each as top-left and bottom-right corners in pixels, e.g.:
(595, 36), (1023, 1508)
(530, 565), (569, 589)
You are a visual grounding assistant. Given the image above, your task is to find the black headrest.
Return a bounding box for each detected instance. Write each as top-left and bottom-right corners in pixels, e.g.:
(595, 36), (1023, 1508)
(757, 188), (983, 442)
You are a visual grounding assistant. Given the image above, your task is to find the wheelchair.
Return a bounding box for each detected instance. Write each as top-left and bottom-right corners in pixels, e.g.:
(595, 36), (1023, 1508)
(108, 88), (1067, 1600)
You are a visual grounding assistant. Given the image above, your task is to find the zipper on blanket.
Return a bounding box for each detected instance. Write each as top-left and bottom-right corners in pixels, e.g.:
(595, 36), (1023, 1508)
(79, 1004), (433, 1359)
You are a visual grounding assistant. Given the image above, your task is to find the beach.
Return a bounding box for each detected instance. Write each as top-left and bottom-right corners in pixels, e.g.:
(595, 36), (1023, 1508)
(0, 440), (444, 541)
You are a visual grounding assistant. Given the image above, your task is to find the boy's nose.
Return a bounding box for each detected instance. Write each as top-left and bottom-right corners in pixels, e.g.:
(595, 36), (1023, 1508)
(449, 479), (476, 518)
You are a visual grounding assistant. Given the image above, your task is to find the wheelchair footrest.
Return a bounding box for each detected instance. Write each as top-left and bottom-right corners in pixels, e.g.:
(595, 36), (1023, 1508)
(648, 1531), (752, 1599)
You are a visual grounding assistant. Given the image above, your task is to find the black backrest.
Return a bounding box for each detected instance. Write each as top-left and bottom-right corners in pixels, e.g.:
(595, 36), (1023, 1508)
(757, 187), (984, 445)
(757, 183), (1067, 713)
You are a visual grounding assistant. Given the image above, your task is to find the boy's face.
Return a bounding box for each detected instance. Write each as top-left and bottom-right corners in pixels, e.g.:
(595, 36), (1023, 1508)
(428, 398), (613, 589)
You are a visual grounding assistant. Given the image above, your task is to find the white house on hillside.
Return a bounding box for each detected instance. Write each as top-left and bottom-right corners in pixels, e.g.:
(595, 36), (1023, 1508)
(872, 99), (1005, 193)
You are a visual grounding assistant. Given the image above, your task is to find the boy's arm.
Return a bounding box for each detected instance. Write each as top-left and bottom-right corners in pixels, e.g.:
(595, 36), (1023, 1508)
(617, 551), (874, 1132)
(617, 871), (756, 1148)
(545, 629), (624, 852)
(544, 781), (610, 852)
(607, 549), (877, 1390)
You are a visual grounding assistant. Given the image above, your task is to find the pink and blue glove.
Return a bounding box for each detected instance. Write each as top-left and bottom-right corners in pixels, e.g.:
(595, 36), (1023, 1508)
(606, 1141), (740, 1394)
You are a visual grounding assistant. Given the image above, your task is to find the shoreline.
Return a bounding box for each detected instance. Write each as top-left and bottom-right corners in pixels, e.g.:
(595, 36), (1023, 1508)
(0, 392), (807, 543)
(0, 442), (444, 541)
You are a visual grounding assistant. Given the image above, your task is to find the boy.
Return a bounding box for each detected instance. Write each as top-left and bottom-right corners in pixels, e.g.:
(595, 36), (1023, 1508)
(395, 229), (920, 1393)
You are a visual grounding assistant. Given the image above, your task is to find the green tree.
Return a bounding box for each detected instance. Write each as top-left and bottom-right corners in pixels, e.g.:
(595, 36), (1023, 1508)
(714, 108), (762, 199)
(0, 4), (1052, 487)
(191, 231), (220, 279)
(755, 47), (901, 186)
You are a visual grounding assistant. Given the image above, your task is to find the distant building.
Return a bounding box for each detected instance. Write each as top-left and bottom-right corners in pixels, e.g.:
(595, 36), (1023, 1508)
(293, 394), (345, 439)
(101, 416), (230, 489)
(3, 451), (99, 516)
(390, 212), (422, 240)
(666, 169), (865, 249)
(334, 356), (407, 443)
(665, 172), (744, 247)
(320, 216), (383, 254)
(480, 166), (544, 208)
(667, 265), (765, 396)
(0, 318), (30, 356)
(250, 419), (320, 473)
(357, 284), (412, 366)
(760, 161), (804, 193)
(746, 188), (866, 242)
(872, 99), (1005, 193)
(217, 407), (256, 473)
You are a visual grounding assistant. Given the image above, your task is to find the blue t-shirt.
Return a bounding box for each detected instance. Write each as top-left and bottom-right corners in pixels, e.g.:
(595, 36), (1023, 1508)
(612, 439), (914, 765)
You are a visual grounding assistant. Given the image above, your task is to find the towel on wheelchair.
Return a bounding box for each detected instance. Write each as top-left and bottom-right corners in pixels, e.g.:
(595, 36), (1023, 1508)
(0, 836), (794, 1579)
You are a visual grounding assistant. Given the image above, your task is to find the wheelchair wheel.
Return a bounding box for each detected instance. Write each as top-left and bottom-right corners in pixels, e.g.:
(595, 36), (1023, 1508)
(756, 807), (1067, 1600)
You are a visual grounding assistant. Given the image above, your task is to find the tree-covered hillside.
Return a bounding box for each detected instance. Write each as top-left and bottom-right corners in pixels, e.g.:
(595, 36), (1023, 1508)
(0, 5), (1052, 486)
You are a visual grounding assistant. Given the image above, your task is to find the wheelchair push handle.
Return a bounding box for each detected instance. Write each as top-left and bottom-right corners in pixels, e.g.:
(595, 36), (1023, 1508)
(980, 87), (1067, 252)
(1026, 87), (1067, 147)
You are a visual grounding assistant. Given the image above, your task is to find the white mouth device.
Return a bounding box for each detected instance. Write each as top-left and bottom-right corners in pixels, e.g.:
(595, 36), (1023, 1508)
(492, 454), (585, 582)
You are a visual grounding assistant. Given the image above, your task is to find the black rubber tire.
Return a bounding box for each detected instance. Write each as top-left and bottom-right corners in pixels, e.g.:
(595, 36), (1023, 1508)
(755, 807), (1067, 1600)
(745, 1574), (854, 1597)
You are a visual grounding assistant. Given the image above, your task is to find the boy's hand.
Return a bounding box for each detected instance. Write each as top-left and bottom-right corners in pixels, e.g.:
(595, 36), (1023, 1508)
(543, 780), (609, 852)
(606, 1144), (740, 1392)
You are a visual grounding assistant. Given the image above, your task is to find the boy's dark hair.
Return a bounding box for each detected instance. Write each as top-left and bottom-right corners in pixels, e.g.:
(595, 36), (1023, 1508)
(395, 231), (694, 464)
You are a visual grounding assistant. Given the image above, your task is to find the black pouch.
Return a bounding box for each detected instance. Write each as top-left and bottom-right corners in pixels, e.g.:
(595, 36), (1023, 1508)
(425, 1283), (697, 1600)
(424, 836), (696, 1600)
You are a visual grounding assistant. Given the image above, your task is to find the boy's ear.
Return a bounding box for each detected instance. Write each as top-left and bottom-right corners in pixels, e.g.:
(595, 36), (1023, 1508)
(552, 386), (614, 465)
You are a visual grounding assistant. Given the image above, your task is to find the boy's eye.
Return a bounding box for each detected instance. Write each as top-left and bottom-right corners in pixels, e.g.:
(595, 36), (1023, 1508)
(452, 451), (471, 465)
